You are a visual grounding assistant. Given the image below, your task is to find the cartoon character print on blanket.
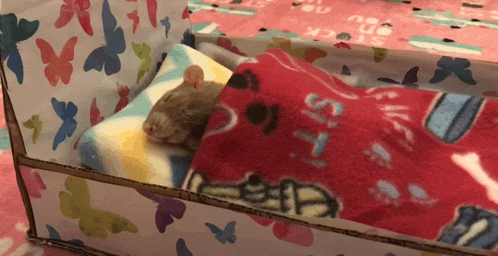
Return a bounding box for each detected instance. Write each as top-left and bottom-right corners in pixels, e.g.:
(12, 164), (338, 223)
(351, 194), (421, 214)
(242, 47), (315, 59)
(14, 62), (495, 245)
(185, 48), (498, 251)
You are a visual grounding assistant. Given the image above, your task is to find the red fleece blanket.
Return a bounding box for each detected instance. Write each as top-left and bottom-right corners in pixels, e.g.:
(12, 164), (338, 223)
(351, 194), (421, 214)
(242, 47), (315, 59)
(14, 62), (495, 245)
(183, 48), (498, 251)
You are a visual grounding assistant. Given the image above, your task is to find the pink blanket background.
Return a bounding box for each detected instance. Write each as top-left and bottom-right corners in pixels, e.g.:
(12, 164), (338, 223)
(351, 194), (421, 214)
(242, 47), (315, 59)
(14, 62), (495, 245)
(192, 0), (498, 62)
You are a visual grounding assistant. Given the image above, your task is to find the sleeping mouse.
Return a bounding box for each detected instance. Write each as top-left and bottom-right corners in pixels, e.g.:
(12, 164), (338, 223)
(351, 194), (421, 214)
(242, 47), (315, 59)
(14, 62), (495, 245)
(142, 65), (224, 151)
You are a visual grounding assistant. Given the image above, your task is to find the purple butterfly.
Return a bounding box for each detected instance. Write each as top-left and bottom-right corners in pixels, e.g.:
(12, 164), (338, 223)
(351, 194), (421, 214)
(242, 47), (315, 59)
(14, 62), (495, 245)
(136, 190), (187, 233)
(377, 66), (419, 88)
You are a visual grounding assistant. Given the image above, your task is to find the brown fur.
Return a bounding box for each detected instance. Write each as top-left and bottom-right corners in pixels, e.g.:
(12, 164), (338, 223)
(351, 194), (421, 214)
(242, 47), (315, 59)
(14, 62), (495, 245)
(143, 81), (223, 151)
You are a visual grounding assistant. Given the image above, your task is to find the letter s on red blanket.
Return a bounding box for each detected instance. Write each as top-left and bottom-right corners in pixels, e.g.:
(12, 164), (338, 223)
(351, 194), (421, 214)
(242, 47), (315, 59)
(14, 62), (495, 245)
(183, 48), (498, 250)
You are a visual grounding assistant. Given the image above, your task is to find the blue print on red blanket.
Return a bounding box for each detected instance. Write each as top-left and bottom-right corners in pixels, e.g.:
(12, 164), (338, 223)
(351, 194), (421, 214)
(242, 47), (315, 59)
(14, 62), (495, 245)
(438, 206), (498, 250)
(424, 93), (484, 144)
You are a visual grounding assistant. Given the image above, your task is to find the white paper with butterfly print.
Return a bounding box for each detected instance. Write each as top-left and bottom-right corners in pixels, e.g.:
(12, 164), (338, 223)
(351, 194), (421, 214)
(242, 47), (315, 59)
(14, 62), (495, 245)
(0, 0), (192, 166)
(28, 167), (445, 256)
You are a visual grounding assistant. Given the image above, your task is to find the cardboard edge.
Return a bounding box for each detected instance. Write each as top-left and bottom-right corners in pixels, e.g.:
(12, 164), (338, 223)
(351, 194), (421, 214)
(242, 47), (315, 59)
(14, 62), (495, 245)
(0, 49), (37, 238)
(19, 155), (491, 256)
(27, 236), (116, 256)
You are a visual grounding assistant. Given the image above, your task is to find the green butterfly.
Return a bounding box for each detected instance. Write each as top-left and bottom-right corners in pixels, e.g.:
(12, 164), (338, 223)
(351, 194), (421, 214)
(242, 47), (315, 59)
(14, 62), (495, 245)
(132, 43), (152, 83)
(59, 176), (139, 239)
(22, 115), (42, 144)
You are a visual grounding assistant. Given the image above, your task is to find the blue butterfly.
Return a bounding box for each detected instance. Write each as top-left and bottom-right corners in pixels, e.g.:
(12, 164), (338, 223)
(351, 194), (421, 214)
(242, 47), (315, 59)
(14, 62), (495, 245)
(0, 13), (40, 84)
(205, 221), (237, 244)
(46, 224), (84, 245)
(181, 29), (193, 48)
(83, 0), (126, 76)
(176, 238), (193, 256)
(429, 56), (476, 85)
(161, 17), (171, 38)
(52, 97), (78, 151)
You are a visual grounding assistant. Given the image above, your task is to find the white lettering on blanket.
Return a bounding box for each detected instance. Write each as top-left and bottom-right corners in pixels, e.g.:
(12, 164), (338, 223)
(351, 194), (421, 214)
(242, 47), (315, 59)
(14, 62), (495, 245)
(291, 93), (344, 167)
(364, 89), (415, 151)
(347, 15), (392, 47)
(294, 0), (331, 14)
(452, 152), (498, 205)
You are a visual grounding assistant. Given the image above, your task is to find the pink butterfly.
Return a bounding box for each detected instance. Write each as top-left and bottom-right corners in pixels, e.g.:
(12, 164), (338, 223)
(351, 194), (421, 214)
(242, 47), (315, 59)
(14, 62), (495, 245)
(182, 6), (189, 20)
(114, 83), (130, 113)
(90, 97), (105, 126)
(19, 166), (46, 199)
(73, 97), (105, 149)
(55, 0), (94, 36)
(127, 10), (140, 34)
(36, 37), (77, 87)
(126, 0), (158, 28)
(247, 215), (314, 246)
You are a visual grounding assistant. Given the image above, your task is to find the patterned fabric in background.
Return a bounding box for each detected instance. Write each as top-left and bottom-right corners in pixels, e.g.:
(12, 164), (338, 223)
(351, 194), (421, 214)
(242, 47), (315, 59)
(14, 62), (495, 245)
(189, 0), (498, 63)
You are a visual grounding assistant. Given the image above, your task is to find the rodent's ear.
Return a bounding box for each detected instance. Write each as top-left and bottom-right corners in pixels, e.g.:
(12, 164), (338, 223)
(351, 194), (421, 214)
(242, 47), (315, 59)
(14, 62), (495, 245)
(183, 65), (205, 90)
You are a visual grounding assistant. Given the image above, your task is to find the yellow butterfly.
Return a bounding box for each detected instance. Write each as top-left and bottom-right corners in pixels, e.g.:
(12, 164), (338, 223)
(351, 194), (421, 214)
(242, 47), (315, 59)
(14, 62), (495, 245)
(267, 37), (327, 63)
(132, 42), (152, 83)
(22, 115), (42, 144)
(372, 47), (388, 63)
(59, 176), (139, 238)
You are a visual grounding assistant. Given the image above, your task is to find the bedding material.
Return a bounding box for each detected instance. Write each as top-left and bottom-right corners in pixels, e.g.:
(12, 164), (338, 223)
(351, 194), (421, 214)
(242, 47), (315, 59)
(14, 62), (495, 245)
(78, 44), (233, 187)
(184, 48), (498, 251)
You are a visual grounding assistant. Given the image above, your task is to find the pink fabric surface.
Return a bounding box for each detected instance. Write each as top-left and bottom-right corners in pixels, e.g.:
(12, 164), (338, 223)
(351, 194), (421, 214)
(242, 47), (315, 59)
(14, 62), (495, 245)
(190, 0), (498, 63)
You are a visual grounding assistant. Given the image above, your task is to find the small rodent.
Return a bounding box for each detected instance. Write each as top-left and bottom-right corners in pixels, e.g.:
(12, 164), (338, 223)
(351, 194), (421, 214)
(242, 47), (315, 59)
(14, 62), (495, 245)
(143, 65), (224, 151)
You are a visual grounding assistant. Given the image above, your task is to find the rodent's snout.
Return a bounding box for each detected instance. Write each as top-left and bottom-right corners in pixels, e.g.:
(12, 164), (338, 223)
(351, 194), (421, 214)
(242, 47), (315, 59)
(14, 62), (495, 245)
(143, 123), (155, 135)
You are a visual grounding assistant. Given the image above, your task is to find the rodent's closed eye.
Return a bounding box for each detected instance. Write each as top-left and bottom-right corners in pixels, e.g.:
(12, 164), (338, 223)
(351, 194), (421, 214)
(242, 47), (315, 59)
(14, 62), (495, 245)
(163, 95), (172, 102)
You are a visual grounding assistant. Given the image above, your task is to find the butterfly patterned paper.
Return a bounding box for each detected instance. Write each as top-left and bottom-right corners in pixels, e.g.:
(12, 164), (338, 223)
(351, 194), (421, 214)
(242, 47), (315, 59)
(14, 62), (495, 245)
(247, 215), (314, 247)
(114, 82), (130, 113)
(54, 0), (93, 36)
(22, 115), (43, 144)
(205, 221), (237, 244)
(132, 43), (152, 83)
(429, 56), (476, 85)
(176, 238), (193, 256)
(126, 0), (158, 28)
(59, 176), (138, 238)
(52, 98), (78, 151)
(36, 37), (78, 86)
(83, 0), (126, 76)
(161, 17), (171, 38)
(0, 13), (39, 84)
(46, 224), (84, 245)
(72, 97), (105, 150)
(90, 98), (105, 126)
(127, 11), (140, 34)
(19, 166), (46, 199)
(136, 190), (187, 233)
(377, 67), (420, 88)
